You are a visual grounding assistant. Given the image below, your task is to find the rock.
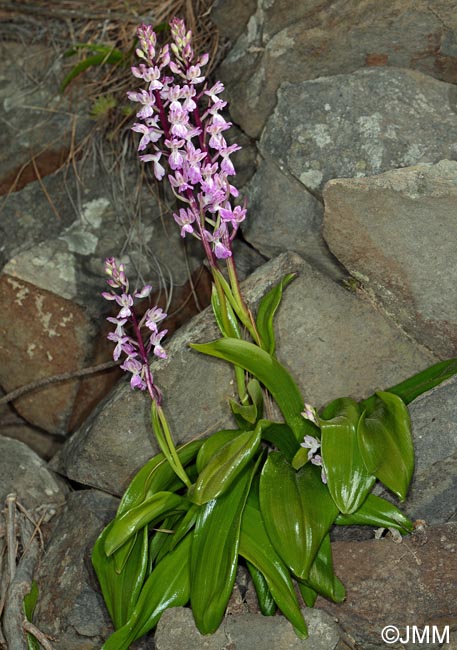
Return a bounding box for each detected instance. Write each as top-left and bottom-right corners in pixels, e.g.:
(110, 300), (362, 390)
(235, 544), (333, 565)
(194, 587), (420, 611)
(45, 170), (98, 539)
(211, 0), (257, 43)
(260, 69), (457, 196)
(323, 160), (457, 358)
(317, 522), (457, 650)
(0, 417), (63, 460)
(52, 252), (435, 495)
(0, 275), (96, 434)
(33, 490), (119, 650)
(0, 436), (67, 510)
(0, 42), (92, 194)
(242, 154), (343, 280)
(219, 0), (457, 138)
(154, 606), (341, 650)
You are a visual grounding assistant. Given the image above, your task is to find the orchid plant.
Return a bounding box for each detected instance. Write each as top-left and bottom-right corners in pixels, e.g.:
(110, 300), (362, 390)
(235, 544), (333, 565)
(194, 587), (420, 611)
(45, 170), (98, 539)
(92, 19), (457, 650)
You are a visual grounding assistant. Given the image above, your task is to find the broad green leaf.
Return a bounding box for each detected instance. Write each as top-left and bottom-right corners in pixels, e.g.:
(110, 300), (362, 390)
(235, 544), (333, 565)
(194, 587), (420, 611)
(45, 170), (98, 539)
(259, 453), (338, 580)
(101, 533), (192, 650)
(148, 514), (181, 570)
(104, 492), (189, 556)
(191, 338), (307, 441)
(260, 421), (300, 462)
(358, 392), (414, 500)
(298, 583), (318, 608)
(256, 273), (295, 355)
(299, 534), (345, 603)
(155, 504), (199, 563)
(364, 358), (457, 406)
(191, 424), (262, 505)
(239, 495), (308, 638)
(23, 582), (40, 650)
(190, 461), (257, 634)
(320, 398), (375, 514)
(246, 561), (277, 616)
(196, 430), (240, 473)
(117, 439), (202, 516)
(93, 523), (148, 629)
(335, 494), (414, 533)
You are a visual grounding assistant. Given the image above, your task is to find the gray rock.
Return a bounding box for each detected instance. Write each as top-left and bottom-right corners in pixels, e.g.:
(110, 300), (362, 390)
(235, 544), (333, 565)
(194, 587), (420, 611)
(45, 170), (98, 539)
(0, 417), (63, 460)
(317, 522), (457, 650)
(219, 0), (457, 138)
(0, 42), (92, 193)
(261, 69), (457, 196)
(211, 0), (258, 43)
(0, 436), (67, 510)
(34, 490), (119, 650)
(242, 153), (343, 280)
(323, 160), (457, 358)
(155, 606), (341, 650)
(53, 252), (435, 495)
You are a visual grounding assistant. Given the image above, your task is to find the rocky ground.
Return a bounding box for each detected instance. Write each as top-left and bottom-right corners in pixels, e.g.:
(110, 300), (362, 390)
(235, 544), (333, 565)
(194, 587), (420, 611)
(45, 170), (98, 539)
(1, 1), (457, 648)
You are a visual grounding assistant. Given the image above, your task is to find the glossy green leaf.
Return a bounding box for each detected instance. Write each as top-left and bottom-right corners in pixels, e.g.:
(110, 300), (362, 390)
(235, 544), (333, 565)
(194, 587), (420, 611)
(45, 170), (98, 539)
(93, 523), (148, 629)
(190, 462), (256, 634)
(320, 398), (375, 514)
(191, 424), (262, 505)
(298, 583), (318, 608)
(191, 338), (307, 441)
(105, 492), (189, 556)
(196, 430), (240, 473)
(117, 439), (202, 516)
(335, 494), (414, 533)
(156, 504), (199, 563)
(300, 534), (345, 603)
(256, 273), (295, 355)
(358, 392), (414, 500)
(148, 514), (181, 570)
(260, 421), (300, 462)
(246, 561), (277, 616)
(365, 358), (457, 406)
(101, 533), (192, 650)
(239, 495), (308, 638)
(259, 452), (338, 580)
(23, 581), (40, 650)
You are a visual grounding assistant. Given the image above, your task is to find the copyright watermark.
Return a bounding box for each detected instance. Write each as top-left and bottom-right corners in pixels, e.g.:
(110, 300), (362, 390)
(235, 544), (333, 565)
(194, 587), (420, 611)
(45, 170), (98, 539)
(381, 625), (450, 645)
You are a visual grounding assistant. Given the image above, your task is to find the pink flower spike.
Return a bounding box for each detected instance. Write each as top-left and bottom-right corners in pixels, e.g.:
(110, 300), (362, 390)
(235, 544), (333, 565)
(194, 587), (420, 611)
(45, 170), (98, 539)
(101, 291), (116, 301)
(139, 153), (166, 181)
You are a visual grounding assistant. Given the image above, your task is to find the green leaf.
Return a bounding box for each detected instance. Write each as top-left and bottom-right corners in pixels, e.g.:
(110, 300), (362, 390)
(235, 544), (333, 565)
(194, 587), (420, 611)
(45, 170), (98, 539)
(260, 421), (300, 462)
(23, 582), (40, 650)
(358, 392), (414, 500)
(148, 514), (181, 569)
(256, 273), (295, 355)
(191, 423), (262, 505)
(61, 49), (124, 91)
(190, 461), (257, 634)
(335, 494), (414, 533)
(365, 358), (457, 406)
(155, 504), (199, 563)
(320, 398), (376, 514)
(298, 583), (318, 608)
(101, 533), (192, 650)
(104, 492), (190, 556)
(196, 430), (241, 473)
(246, 561), (277, 616)
(259, 452), (338, 580)
(229, 378), (264, 426)
(299, 534), (345, 603)
(239, 494), (308, 638)
(117, 439), (202, 516)
(191, 338), (307, 441)
(93, 524), (148, 629)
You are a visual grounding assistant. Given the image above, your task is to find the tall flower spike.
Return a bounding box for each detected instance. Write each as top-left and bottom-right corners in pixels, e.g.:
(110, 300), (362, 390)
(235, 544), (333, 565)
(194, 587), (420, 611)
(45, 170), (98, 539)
(128, 19), (248, 267)
(102, 258), (167, 403)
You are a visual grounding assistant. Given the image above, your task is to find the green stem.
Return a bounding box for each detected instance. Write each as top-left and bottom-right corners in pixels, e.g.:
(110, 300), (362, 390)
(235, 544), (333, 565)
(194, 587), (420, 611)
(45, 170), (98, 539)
(226, 256), (262, 347)
(152, 402), (192, 488)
